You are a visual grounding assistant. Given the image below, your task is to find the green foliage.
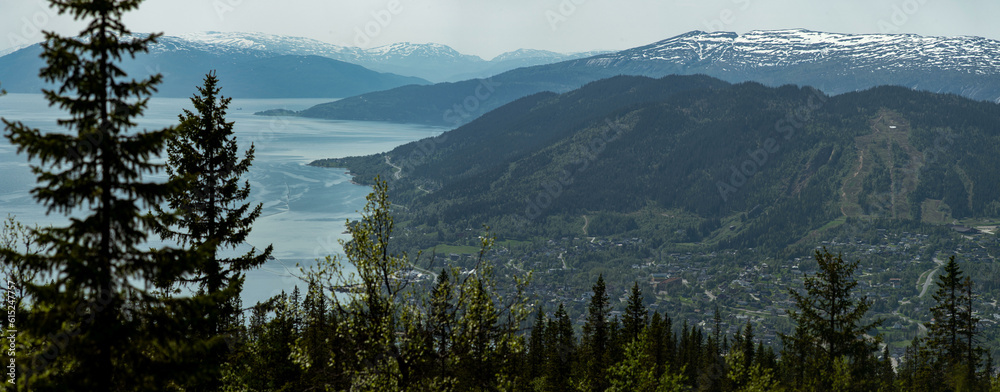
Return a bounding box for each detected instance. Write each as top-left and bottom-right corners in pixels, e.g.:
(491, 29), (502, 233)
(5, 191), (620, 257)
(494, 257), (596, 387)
(780, 248), (883, 391)
(725, 348), (778, 392)
(913, 255), (991, 391)
(607, 329), (661, 392)
(275, 177), (534, 390)
(1, 0), (215, 389)
(581, 274), (613, 392)
(623, 282), (647, 342)
(324, 75), (1000, 252)
(155, 70), (273, 391)
(543, 304), (575, 392)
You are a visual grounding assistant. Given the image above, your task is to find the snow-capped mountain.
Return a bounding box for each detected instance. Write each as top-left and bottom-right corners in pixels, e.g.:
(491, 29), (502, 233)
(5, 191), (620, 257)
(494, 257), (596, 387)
(572, 29), (1000, 101)
(0, 33), (429, 98)
(161, 32), (605, 82)
(0, 31), (600, 90)
(170, 31), (367, 61)
(290, 29), (1000, 126)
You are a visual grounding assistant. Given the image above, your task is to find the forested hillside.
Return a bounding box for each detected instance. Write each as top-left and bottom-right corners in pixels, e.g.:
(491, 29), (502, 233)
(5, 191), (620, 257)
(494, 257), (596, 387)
(315, 74), (1000, 250)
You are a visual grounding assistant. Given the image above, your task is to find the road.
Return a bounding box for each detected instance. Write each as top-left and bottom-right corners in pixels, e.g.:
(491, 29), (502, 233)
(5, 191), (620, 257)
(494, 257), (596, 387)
(918, 257), (945, 298)
(582, 215), (589, 235)
(385, 156), (402, 179)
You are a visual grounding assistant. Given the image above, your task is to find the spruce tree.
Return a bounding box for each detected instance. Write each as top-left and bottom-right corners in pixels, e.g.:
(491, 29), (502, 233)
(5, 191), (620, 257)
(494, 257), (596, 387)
(623, 281), (647, 343)
(646, 311), (667, 379)
(780, 248), (882, 391)
(582, 274), (611, 392)
(156, 70), (272, 316)
(527, 306), (547, 381)
(154, 69), (271, 392)
(927, 256), (984, 388)
(929, 256), (967, 366)
(1, 0), (214, 389)
(428, 268), (456, 378)
(544, 304), (574, 391)
(740, 321), (755, 372)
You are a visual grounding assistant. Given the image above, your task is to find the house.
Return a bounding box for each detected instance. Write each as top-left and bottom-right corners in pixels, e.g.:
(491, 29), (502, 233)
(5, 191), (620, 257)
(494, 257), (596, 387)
(889, 278), (902, 288)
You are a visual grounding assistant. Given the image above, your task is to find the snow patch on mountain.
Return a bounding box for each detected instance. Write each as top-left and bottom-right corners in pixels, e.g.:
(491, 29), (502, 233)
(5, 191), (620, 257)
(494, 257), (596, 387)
(591, 29), (1000, 75)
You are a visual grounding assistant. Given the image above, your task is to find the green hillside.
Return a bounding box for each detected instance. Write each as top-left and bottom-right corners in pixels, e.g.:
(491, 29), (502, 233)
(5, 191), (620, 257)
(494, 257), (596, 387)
(315, 75), (1000, 250)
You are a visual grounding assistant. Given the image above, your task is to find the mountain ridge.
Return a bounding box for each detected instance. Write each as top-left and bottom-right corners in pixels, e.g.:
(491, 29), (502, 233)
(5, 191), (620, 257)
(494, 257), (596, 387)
(313, 74), (1000, 249)
(0, 41), (428, 98)
(284, 29), (1000, 126)
(153, 31), (608, 82)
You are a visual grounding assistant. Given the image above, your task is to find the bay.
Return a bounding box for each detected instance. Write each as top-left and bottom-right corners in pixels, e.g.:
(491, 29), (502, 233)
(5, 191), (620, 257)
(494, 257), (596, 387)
(0, 93), (446, 305)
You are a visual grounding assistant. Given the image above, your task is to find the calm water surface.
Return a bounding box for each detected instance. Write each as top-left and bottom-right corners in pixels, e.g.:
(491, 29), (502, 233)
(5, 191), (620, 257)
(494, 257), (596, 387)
(0, 93), (446, 305)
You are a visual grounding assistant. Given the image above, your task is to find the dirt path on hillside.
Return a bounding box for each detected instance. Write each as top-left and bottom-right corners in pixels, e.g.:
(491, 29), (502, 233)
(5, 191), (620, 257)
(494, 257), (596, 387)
(385, 156), (402, 179)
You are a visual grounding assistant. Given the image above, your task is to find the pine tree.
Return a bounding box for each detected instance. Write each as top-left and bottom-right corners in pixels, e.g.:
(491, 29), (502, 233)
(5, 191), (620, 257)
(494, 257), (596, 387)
(295, 281), (336, 388)
(646, 311), (667, 379)
(544, 304), (575, 392)
(898, 337), (943, 392)
(607, 328), (660, 392)
(927, 256), (985, 389)
(1, 1), (215, 389)
(929, 256), (967, 366)
(876, 345), (897, 392)
(962, 276), (981, 386)
(582, 274), (611, 392)
(741, 321), (755, 372)
(428, 268), (456, 379)
(713, 303), (723, 352)
(253, 291), (303, 390)
(156, 71), (272, 344)
(780, 248), (883, 391)
(623, 281), (648, 343)
(528, 306), (547, 381)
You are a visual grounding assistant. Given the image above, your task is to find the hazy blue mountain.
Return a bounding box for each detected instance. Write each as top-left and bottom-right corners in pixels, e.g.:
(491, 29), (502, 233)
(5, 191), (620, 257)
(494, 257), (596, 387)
(285, 29), (1000, 126)
(159, 32), (607, 82)
(0, 34), (429, 98)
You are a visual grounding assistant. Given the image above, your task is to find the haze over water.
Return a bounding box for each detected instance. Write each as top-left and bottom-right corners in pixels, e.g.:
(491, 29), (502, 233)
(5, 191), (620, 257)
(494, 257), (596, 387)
(0, 93), (446, 305)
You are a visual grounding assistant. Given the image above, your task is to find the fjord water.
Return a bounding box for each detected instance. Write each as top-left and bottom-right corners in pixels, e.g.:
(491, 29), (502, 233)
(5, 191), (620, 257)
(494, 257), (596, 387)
(0, 93), (447, 305)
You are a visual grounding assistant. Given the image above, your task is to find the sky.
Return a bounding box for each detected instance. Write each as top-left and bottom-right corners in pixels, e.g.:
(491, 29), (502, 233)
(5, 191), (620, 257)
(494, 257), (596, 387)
(2, 0), (999, 60)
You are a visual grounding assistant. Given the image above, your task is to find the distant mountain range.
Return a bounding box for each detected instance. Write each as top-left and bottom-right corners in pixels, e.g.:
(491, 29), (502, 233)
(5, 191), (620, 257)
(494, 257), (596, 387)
(282, 29), (1000, 126)
(0, 33), (429, 98)
(314, 74), (1000, 249)
(0, 31), (601, 98)
(169, 32), (605, 82)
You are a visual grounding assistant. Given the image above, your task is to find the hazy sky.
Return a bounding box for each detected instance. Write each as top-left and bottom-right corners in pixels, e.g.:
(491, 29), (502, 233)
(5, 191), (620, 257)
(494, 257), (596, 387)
(2, 0), (999, 59)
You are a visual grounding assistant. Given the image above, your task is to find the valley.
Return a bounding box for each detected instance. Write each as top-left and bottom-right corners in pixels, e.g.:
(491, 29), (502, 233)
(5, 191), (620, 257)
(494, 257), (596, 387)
(314, 73), (1000, 364)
